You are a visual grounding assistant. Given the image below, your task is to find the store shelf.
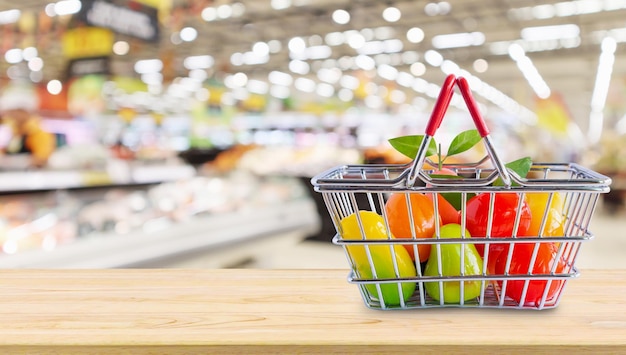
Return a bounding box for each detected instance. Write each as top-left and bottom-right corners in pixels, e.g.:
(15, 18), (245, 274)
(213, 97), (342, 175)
(0, 164), (196, 193)
(0, 198), (320, 268)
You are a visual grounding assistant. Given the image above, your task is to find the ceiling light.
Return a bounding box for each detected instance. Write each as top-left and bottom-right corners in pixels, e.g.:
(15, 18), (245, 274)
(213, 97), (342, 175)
(288, 59), (310, 75)
(316, 83), (335, 98)
(288, 37), (306, 53)
(47, 80), (63, 95)
(201, 7), (217, 21)
(364, 95), (383, 109)
(432, 32), (485, 49)
(113, 41), (130, 55)
(338, 56), (355, 70)
(424, 50), (443, 66)
(0, 9), (20, 24)
(243, 51), (269, 65)
(317, 68), (341, 84)
(188, 69), (207, 82)
(28, 57), (44, 71)
(473, 59), (488, 73)
(53, 0), (81, 16)
(216, 4), (233, 19)
(270, 85), (290, 99)
(340, 75), (359, 90)
(521, 24), (579, 41)
(267, 40), (282, 53)
(294, 77), (316, 93)
(134, 59), (163, 74)
(508, 44), (551, 99)
(589, 37), (617, 144)
(180, 27), (197, 42)
(377, 64), (398, 80)
(424, 3), (439, 16)
(4, 48), (22, 64)
(247, 80), (269, 95)
(268, 71), (293, 86)
(355, 55), (375, 70)
(438, 2), (451, 14)
(230, 52), (244, 66)
(532, 4), (556, 19)
(390, 90), (406, 104)
(407, 27), (425, 43)
(332, 9), (350, 25)
(21, 47), (37, 61)
(410, 62), (426, 76)
(347, 32), (366, 49)
(440, 60), (460, 75)
(338, 88), (354, 102)
(271, 0), (291, 10)
(395, 72), (414, 87)
(141, 73), (163, 86)
(306, 45), (332, 59)
(230, 2), (245, 17)
(232, 72), (248, 87)
(374, 26), (395, 40)
(382, 6), (401, 22)
(360, 28), (375, 41)
(253, 42), (270, 57)
(325, 32), (344, 46)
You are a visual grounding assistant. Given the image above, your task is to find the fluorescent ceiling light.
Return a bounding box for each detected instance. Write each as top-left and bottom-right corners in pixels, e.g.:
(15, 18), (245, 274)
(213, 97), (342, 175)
(521, 24), (580, 41)
(588, 37), (617, 144)
(0, 9), (20, 25)
(432, 32), (485, 49)
(508, 44), (551, 99)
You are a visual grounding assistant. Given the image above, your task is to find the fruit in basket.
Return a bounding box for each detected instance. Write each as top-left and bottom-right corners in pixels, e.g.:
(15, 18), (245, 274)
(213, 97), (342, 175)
(339, 211), (417, 306)
(385, 193), (440, 262)
(431, 193), (460, 225)
(424, 223), (484, 303)
(493, 242), (567, 305)
(524, 192), (565, 237)
(427, 168), (462, 224)
(464, 192), (532, 257)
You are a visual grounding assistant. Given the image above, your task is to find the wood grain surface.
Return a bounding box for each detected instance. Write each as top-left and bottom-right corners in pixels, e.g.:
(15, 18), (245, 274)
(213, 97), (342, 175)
(0, 269), (624, 354)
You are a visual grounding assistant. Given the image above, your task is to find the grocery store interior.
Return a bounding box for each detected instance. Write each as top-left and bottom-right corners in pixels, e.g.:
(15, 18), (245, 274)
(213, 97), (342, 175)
(0, 0), (624, 270)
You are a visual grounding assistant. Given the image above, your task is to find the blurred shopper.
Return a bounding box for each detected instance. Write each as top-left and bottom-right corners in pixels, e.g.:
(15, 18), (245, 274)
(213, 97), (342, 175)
(0, 85), (55, 168)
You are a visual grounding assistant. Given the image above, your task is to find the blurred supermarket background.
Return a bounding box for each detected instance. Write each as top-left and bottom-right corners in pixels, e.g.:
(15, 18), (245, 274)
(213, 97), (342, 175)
(0, 0), (624, 269)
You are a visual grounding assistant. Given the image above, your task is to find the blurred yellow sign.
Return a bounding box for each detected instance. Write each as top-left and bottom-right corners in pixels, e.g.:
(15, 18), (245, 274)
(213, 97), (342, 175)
(535, 94), (571, 136)
(62, 27), (114, 59)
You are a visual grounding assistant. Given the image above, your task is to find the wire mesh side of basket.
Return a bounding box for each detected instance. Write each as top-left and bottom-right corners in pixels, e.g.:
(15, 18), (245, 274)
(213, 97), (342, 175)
(313, 162), (610, 310)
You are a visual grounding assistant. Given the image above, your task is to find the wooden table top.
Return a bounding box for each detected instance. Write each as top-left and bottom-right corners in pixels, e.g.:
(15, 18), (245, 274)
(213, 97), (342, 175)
(0, 268), (624, 354)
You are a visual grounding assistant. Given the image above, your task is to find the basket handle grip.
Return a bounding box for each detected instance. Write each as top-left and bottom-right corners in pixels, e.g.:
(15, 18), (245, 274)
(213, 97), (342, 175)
(424, 75), (490, 138)
(406, 74), (512, 187)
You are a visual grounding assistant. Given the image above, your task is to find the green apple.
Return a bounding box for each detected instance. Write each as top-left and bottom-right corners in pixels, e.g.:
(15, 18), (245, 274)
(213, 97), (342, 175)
(424, 223), (484, 304)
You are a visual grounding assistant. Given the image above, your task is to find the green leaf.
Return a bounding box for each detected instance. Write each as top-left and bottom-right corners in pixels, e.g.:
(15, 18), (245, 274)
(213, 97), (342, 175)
(441, 192), (476, 211)
(446, 129), (481, 157)
(388, 135), (438, 160)
(493, 156), (533, 186)
(429, 174), (464, 179)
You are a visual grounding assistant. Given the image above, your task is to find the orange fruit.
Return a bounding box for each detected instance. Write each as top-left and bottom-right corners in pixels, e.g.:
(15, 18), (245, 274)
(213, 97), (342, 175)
(385, 193), (441, 262)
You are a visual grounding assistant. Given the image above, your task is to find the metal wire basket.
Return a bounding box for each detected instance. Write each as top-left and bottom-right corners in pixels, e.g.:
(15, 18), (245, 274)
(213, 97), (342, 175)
(311, 75), (611, 310)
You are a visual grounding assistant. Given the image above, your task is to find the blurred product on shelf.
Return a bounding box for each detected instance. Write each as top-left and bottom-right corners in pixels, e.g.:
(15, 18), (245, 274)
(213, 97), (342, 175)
(592, 133), (626, 213)
(0, 170), (309, 259)
(233, 145), (361, 177)
(0, 84), (56, 169)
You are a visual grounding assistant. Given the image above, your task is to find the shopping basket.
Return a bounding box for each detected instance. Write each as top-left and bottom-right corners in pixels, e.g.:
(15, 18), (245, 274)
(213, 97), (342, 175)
(311, 74), (611, 310)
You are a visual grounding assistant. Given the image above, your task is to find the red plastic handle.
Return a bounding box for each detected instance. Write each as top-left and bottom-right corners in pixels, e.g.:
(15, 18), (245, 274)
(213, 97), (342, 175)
(424, 74), (456, 136)
(424, 74), (491, 138)
(456, 76), (490, 137)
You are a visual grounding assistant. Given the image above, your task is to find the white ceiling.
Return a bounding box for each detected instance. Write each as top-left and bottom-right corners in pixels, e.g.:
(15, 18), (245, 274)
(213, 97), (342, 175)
(2, 0), (626, 141)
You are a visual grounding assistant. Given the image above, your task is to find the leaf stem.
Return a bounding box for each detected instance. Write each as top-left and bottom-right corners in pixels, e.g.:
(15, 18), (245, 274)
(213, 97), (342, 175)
(438, 143), (443, 170)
